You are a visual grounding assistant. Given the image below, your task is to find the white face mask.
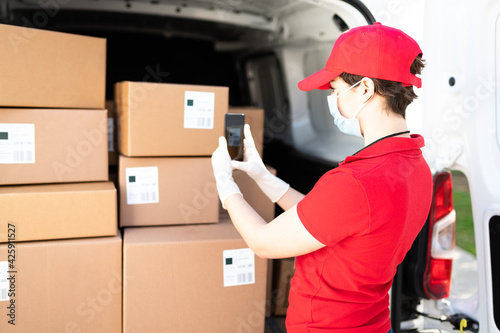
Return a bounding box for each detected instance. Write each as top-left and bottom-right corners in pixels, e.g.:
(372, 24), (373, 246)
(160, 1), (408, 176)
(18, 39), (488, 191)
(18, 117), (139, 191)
(327, 80), (371, 137)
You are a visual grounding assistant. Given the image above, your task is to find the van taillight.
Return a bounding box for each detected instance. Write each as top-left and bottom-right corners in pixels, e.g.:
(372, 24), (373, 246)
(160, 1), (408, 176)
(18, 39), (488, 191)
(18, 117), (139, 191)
(423, 172), (456, 299)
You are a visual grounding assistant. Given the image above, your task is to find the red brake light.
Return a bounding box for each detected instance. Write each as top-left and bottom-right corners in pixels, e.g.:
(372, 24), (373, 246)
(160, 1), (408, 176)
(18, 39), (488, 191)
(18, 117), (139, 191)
(425, 259), (453, 298)
(423, 172), (456, 299)
(433, 172), (454, 221)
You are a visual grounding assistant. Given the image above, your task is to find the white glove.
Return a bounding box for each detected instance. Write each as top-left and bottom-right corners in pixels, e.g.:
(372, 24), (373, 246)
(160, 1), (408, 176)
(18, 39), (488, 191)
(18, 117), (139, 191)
(211, 136), (242, 209)
(232, 124), (290, 203)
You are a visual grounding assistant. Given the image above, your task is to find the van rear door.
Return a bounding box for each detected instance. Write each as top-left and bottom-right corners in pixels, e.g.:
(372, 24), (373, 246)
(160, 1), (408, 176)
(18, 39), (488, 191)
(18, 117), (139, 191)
(411, 0), (499, 331)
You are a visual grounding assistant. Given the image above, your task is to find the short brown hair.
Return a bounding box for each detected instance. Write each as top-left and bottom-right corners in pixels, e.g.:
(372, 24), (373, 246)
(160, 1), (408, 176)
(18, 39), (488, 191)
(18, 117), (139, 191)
(339, 55), (425, 118)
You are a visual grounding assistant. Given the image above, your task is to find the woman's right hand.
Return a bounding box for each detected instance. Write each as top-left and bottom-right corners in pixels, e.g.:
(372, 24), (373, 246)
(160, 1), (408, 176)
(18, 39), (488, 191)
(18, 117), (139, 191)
(231, 124), (268, 180)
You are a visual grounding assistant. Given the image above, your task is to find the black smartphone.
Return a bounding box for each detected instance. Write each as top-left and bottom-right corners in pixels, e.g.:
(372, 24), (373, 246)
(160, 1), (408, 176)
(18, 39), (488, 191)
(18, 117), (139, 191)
(224, 113), (245, 161)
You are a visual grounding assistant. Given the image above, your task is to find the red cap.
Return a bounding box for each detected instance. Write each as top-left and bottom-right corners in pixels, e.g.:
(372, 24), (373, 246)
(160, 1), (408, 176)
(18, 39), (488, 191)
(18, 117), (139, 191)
(298, 22), (422, 91)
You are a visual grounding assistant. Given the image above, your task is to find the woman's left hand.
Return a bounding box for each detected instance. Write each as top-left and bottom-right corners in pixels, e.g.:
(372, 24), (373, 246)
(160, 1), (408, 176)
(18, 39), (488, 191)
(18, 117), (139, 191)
(211, 136), (242, 208)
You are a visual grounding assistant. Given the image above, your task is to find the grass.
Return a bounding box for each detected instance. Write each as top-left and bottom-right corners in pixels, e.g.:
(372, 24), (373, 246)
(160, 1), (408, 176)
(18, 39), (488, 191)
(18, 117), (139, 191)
(452, 172), (476, 256)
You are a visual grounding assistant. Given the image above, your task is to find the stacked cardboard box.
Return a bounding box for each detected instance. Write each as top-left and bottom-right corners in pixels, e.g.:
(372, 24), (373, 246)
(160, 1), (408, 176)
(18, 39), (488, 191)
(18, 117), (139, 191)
(0, 24), (105, 109)
(0, 23), (115, 241)
(115, 82), (274, 331)
(115, 81), (228, 227)
(0, 24), (120, 332)
(272, 258), (295, 316)
(0, 236), (122, 332)
(0, 108), (108, 185)
(123, 213), (268, 332)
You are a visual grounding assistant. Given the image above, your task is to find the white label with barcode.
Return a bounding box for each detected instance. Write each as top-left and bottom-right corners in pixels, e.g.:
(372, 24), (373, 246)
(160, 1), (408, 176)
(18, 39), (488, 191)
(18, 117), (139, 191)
(184, 91), (215, 129)
(0, 261), (8, 302)
(107, 118), (114, 152)
(126, 167), (159, 205)
(0, 123), (35, 164)
(223, 248), (255, 287)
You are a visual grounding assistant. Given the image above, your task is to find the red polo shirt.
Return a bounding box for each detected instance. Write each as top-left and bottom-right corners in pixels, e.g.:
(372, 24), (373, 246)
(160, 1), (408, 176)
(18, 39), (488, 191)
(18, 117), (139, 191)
(287, 134), (432, 333)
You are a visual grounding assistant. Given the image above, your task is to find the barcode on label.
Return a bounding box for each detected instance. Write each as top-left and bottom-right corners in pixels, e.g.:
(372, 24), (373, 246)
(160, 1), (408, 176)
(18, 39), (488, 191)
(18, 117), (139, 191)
(140, 192), (157, 202)
(237, 273), (254, 284)
(0, 288), (7, 301)
(14, 151), (33, 162)
(0, 261), (8, 301)
(0, 276), (7, 301)
(197, 117), (212, 128)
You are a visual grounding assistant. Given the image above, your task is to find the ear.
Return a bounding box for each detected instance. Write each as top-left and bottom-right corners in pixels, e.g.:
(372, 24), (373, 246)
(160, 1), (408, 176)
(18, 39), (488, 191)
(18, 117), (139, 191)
(360, 77), (375, 103)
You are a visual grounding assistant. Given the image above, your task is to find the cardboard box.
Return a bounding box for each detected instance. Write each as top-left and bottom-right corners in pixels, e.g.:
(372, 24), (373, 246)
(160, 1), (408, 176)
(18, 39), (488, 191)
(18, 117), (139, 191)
(229, 106), (265, 157)
(266, 259), (274, 318)
(115, 81), (228, 156)
(0, 108), (108, 185)
(0, 235), (122, 332)
(119, 155), (219, 226)
(272, 258), (295, 316)
(106, 100), (118, 167)
(0, 24), (105, 109)
(0, 182), (117, 243)
(123, 214), (267, 333)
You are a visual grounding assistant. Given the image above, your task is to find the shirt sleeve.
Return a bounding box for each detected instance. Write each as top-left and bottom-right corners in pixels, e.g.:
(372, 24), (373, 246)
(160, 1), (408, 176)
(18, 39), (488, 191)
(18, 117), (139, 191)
(297, 170), (371, 247)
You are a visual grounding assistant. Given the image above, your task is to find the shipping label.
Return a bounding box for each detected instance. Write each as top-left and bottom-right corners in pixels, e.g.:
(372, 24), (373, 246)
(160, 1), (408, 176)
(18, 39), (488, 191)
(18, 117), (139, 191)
(184, 91), (215, 129)
(223, 248), (255, 287)
(0, 123), (35, 164)
(0, 261), (8, 302)
(126, 167), (159, 205)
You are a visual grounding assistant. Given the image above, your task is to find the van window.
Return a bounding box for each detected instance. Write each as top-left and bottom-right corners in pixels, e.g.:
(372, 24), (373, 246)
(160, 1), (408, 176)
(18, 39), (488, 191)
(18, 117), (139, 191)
(244, 54), (288, 143)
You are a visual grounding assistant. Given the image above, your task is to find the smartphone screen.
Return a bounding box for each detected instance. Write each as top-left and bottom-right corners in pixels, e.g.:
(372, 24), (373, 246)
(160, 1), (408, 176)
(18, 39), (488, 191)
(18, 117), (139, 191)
(224, 113), (245, 161)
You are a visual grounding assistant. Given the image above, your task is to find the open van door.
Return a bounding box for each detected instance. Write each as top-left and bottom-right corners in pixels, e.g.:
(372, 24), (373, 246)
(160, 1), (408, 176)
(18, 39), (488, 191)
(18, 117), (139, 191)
(374, 0), (498, 331)
(417, 1), (500, 331)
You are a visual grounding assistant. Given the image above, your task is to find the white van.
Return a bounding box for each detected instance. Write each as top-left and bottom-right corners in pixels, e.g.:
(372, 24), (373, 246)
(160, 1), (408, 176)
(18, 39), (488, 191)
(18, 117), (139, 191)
(5, 0), (494, 332)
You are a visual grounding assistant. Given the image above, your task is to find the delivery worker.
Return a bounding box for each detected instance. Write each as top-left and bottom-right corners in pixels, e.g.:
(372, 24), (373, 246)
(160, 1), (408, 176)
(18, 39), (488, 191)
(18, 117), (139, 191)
(211, 22), (432, 333)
